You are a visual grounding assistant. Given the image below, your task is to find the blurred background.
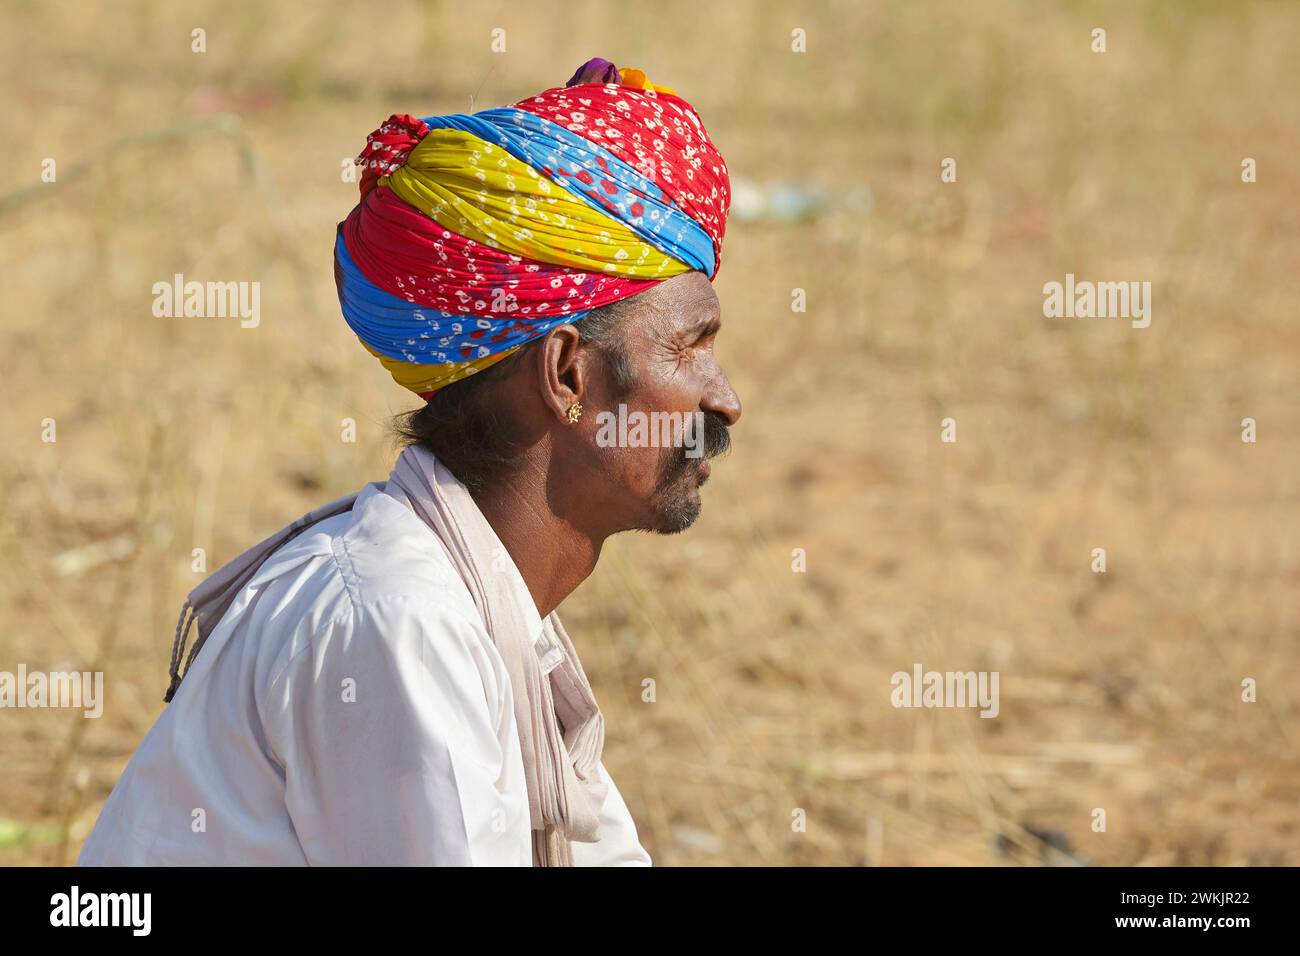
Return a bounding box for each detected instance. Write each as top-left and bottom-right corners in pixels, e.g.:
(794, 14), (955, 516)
(2, 0), (1297, 866)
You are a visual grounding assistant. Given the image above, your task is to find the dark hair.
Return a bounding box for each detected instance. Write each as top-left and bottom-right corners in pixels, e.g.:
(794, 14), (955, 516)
(393, 299), (640, 493)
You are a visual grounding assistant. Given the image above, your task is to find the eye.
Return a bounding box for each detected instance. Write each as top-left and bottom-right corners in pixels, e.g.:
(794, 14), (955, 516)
(667, 330), (696, 353)
(693, 319), (722, 348)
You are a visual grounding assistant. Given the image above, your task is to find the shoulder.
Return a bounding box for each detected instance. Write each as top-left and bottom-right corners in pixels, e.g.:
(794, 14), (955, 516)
(258, 485), (502, 708)
(322, 488), (498, 677)
(263, 549), (511, 746)
(238, 485), (484, 650)
(330, 486), (478, 620)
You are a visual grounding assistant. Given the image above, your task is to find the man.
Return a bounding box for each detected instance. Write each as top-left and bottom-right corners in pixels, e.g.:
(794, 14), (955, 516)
(79, 57), (740, 866)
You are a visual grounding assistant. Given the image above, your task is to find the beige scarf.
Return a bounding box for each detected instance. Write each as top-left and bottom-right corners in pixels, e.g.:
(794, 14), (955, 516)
(166, 445), (607, 866)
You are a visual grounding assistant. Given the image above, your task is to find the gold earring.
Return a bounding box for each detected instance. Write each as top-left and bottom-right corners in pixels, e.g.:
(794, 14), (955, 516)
(566, 401), (583, 424)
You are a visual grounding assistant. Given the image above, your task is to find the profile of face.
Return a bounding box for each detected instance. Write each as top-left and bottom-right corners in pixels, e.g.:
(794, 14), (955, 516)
(576, 271), (742, 534)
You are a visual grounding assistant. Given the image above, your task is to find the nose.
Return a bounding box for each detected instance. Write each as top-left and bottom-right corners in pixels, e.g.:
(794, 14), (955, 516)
(702, 369), (742, 428)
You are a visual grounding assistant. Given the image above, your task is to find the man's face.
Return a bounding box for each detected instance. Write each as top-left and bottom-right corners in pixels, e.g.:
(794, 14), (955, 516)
(585, 271), (742, 534)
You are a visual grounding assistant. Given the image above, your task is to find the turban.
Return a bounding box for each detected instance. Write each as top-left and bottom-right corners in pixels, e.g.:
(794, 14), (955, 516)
(334, 57), (730, 398)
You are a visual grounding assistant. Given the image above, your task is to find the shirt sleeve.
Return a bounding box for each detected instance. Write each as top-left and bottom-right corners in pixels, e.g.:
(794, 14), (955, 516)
(570, 761), (652, 866)
(262, 593), (533, 866)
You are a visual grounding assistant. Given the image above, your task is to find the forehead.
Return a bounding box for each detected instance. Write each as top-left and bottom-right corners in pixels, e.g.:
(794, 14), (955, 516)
(627, 271), (720, 337)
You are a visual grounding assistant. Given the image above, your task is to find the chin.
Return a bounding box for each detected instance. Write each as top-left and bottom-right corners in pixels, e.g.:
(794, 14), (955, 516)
(645, 474), (704, 534)
(633, 456), (712, 535)
(650, 496), (701, 535)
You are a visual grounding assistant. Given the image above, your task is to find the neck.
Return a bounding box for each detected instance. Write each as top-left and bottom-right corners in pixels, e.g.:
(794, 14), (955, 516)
(471, 457), (605, 618)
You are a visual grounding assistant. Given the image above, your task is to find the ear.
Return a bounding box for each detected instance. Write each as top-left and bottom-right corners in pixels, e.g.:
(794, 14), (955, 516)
(534, 324), (589, 424)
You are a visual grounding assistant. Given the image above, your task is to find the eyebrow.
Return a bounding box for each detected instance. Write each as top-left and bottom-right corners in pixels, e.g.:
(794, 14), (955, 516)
(689, 312), (722, 340)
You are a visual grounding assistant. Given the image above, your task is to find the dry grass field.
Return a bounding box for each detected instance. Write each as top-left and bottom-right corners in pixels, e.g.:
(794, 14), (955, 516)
(1, 0), (1297, 866)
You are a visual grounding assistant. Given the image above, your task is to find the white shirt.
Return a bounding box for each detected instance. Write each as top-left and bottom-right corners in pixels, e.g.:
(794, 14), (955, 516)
(78, 483), (650, 866)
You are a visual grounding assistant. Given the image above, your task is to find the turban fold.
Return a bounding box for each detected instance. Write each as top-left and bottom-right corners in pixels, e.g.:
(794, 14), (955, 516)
(334, 58), (730, 397)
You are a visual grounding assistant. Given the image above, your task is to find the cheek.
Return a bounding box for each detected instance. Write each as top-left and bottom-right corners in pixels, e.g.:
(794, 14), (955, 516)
(587, 356), (703, 493)
(641, 363), (707, 415)
(589, 405), (684, 495)
(598, 436), (677, 492)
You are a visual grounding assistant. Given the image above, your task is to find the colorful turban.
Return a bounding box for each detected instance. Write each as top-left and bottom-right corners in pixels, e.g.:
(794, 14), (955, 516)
(334, 58), (731, 398)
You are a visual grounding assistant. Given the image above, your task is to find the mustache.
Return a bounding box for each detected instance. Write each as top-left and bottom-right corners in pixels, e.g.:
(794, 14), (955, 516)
(697, 409), (732, 460)
(657, 410), (731, 490)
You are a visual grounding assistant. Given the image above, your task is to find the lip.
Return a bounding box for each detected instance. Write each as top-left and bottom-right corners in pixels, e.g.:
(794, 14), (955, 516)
(697, 459), (711, 482)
